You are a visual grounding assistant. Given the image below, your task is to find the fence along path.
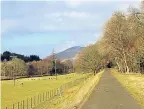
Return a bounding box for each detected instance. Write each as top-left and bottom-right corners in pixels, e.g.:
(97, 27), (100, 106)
(4, 73), (92, 109)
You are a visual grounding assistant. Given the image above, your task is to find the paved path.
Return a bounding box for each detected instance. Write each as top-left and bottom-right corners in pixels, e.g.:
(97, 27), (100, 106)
(81, 69), (142, 109)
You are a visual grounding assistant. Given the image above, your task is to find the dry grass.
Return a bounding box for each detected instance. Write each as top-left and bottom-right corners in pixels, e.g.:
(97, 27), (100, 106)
(58, 70), (104, 109)
(111, 69), (144, 109)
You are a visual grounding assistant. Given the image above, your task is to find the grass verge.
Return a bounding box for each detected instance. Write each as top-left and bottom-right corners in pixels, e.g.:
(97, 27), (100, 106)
(111, 69), (144, 109)
(58, 70), (104, 109)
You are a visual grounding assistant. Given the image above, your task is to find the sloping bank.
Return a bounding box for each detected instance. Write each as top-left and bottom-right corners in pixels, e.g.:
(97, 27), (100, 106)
(111, 69), (144, 109)
(59, 70), (104, 109)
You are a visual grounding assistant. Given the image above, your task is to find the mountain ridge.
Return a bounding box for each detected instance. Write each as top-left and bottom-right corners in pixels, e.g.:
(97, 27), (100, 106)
(44, 46), (84, 60)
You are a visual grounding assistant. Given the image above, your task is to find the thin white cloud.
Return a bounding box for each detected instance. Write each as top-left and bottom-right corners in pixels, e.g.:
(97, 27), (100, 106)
(51, 11), (90, 18)
(57, 17), (63, 22)
(84, 33), (101, 47)
(64, 11), (89, 17)
(1, 20), (18, 35)
(116, 1), (140, 12)
(55, 40), (76, 53)
(85, 41), (96, 46)
(2, 10), (101, 35)
(64, 0), (83, 8)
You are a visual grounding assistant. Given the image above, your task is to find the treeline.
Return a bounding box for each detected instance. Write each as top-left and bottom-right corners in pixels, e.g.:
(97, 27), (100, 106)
(1, 51), (41, 62)
(1, 57), (74, 80)
(75, 1), (144, 74)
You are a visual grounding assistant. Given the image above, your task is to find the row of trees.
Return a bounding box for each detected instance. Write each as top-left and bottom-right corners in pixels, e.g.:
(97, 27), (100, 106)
(75, 1), (144, 74)
(1, 57), (74, 79)
(28, 59), (73, 76)
(1, 51), (41, 62)
(103, 2), (144, 73)
(1, 58), (28, 78)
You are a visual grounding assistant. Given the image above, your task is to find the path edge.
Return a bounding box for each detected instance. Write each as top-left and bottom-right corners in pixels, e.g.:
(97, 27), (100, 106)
(76, 70), (104, 109)
(111, 69), (144, 109)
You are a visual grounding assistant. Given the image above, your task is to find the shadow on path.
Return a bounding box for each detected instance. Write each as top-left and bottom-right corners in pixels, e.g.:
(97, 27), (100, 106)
(81, 69), (142, 109)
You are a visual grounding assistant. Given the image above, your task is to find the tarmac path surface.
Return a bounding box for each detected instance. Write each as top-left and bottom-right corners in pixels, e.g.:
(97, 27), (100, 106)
(81, 69), (142, 109)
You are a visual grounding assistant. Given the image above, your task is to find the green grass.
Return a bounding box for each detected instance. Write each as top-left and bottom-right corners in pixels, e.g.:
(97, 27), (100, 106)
(111, 69), (144, 109)
(1, 73), (88, 108)
(54, 70), (104, 109)
(33, 80), (84, 109)
(63, 70), (104, 109)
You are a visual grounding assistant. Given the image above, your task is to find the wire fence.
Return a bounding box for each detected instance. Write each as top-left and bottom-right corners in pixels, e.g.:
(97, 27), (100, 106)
(3, 73), (93, 109)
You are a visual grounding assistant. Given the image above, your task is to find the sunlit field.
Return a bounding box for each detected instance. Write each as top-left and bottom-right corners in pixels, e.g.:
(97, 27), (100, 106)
(112, 69), (144, 108)
(1, 73), (87, 108)
(32, 71), (103, 109)
(1, 0), (144, 109)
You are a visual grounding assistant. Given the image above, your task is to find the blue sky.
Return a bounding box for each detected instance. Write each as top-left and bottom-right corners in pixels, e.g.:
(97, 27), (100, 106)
(1, 0), (140, 58)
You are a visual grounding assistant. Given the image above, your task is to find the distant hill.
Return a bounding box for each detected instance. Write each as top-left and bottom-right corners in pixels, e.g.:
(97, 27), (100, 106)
(56, 46), (84, 59)
(44, 46), (84, 60)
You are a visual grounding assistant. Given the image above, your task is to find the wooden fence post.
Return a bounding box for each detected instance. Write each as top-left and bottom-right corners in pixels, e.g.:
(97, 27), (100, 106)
(31, 97), (32, 108)
(21, 101), (22, 109)
(50, 90), (51, 98)
(27, 99), (28, 109)
(13, 104), (14, 109)
(58, 88), (62, 97)
(38, 95), (39, 104)
(34, 96), (35, 106)
(54, 89), (56, 96)
(52, 89), (53, 97)
(43, 93), (44, 101)
(46, 92), (47, 100)
(48, 91), (50, 99)
(40, 94), (41, 103)
(18, 102), (19, 109)
(40, 94), (41, 102)
(51, 90), (52, 98)
(23, 100), (24, 109)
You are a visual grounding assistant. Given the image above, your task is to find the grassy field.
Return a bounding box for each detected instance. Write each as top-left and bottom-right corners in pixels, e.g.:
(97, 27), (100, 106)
(33, 70), (104, 109)
(1, 73), (88, 108)
(111, 69), (144, 109)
